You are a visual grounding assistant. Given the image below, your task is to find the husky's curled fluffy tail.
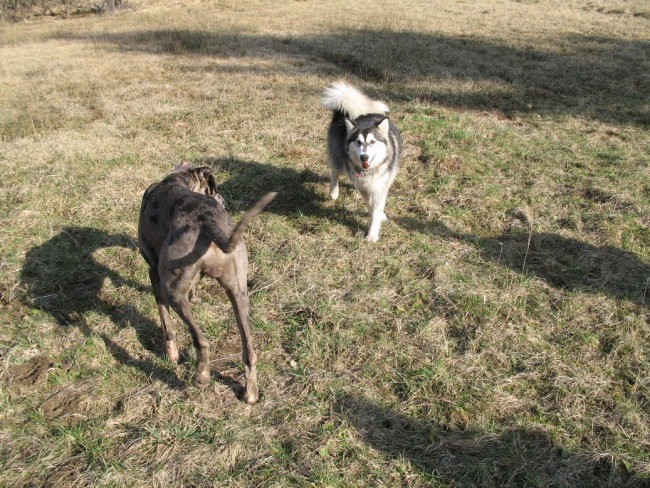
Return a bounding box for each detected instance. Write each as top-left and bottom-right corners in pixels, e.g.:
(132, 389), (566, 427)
(322, 81), (389, 119)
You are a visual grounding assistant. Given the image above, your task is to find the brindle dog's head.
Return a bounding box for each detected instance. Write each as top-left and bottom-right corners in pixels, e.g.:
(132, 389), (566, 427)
(172, 161), (218, 197)
(188, 166), (218, 196)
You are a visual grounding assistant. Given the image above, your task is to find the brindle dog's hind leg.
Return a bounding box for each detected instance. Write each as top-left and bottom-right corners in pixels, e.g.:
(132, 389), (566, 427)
(218, 257), (259, 405)
(161, 267), (211, 386)
(149, 267), (180, 363)
(141, 248), (179, 363)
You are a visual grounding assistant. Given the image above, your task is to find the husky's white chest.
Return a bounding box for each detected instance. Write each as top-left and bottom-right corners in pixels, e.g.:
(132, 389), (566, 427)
(351, 166), (392, 192)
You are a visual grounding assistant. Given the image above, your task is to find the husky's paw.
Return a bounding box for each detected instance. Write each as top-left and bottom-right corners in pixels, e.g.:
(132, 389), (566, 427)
(365, 232), (380, 243)
(380, 212), (388, 222)
(330, 187), (339, 200)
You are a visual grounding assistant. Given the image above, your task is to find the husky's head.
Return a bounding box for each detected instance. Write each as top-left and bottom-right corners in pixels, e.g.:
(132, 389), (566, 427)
(345, 114), (390, 171)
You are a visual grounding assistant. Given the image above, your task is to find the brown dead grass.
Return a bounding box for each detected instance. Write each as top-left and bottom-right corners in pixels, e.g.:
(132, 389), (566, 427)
(1, 1), (649, 487)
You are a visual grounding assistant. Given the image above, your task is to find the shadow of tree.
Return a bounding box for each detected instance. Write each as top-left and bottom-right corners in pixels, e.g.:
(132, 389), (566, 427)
(53, 28), (649, 125)
(20, 226), (185, 390)
(399, 217), (649, 305)
(336, 393), (647, 487)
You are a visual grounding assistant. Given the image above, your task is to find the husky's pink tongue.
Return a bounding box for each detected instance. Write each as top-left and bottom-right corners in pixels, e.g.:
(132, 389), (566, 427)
(361, 161), (370, 169)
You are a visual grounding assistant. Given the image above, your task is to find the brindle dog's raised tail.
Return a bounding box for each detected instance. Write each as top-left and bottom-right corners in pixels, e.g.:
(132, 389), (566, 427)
(225, 192), (277, 253)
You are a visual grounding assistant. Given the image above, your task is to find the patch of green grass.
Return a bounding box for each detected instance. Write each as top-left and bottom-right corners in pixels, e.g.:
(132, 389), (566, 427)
(1, 1), (649, 487)
(52, 422), (118, 470)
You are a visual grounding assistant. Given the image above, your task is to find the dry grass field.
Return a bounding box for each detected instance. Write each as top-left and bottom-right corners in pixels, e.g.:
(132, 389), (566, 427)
(1, 0), (649, 486)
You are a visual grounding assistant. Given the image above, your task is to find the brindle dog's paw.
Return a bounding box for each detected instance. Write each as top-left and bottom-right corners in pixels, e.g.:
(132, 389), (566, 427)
(243, 389), (259, 405)
(195, 372), (210, 388)
(166, 342), (179, 364)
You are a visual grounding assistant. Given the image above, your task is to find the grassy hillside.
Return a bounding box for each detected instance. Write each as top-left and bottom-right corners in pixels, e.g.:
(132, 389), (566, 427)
(1, 1), (648, 486)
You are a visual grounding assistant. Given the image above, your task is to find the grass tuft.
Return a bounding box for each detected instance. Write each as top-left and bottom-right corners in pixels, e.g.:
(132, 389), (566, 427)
(1, 1), (648, 486)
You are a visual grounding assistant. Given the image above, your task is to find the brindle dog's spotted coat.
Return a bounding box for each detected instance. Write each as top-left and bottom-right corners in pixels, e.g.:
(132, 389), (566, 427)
(138, 165), (275, 404)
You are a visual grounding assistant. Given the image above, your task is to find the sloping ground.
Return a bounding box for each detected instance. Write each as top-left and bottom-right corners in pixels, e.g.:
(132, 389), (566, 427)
(0, 1), (648, 486)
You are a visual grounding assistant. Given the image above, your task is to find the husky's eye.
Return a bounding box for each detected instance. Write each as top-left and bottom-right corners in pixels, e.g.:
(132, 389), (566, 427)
(356, 140), (363, 146)
(369, 140), (375, 145)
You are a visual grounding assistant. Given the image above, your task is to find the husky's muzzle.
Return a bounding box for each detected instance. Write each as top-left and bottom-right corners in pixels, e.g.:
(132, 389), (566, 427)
(360, 154), (370, 169)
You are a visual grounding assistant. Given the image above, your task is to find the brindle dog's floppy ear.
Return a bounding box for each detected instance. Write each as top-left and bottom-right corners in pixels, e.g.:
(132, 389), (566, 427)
(173, 160), (193, 172)
(199, 167), (217, 196)
(207, 173), (217, 196)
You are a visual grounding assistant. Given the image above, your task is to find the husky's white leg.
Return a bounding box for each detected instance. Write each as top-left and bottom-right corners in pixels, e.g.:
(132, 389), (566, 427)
(366, 190), (388, 242)
(330, 171), (341, 200)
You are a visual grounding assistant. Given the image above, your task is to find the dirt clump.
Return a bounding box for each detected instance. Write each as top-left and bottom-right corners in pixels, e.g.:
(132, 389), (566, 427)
(4, 356), (56, 388)
(40, 380), (114, 425)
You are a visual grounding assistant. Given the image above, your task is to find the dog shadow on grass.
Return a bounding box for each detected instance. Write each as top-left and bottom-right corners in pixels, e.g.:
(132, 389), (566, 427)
(195, 156), (365, 235)
(335, 393), (645, 486)
(20, 226), (243, 396)
(399, 217), (649, 305)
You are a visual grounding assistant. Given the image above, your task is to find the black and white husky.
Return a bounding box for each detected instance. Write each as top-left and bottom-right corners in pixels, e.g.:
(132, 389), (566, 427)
(322, 82), (402, 242)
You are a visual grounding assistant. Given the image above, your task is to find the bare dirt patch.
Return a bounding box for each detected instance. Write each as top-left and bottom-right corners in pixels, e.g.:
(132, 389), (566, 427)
(40, 379), (115, 425)
(0, 0), (648, 486)
(4, 355), (57, 388)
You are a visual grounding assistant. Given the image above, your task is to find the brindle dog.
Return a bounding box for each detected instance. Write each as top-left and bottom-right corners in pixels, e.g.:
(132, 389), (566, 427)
(138, 163), (275, 404)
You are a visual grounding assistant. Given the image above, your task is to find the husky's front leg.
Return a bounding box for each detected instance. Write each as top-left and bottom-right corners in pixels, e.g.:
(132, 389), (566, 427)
(366, 190), (388, 242)
(330, 174), (340, 200)
(330, 170), (341, 200)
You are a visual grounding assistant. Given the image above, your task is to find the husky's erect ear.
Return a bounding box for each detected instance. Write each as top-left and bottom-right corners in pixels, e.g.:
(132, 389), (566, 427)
(376, 117), (390, 137)
(345, 118), (356, 135)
